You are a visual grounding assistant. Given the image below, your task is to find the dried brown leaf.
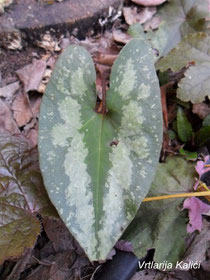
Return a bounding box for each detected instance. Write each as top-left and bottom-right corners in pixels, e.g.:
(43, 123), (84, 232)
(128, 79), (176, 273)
(0, 100), (19, 134)
(144, 15), (162, 30)
(26, 126), (38, 147)
(192, 103), (210, 120)
(29, 93), (42, 117)
(37, 33), (61, 52)
(123, 7), (156, 25)
(112, 29), (131, 44)
(12, 93), (33, 127)
(43, 218), (76, 253)
(94, 53), (118, 66)
(16, 59), (47, 93)
(24, 252), (79, 280)
(182, 220), (210, 265)
(0, 81), (19, 100)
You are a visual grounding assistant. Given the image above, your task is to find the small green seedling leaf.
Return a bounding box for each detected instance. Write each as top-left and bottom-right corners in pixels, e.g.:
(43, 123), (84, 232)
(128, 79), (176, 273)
(0, 132), (56, 264)
(195, 126), (210, 147)
(167, 130), (176, 140)
(179, 148), (198, 161)
(38, 39), (163, 261)
(123, 157), (196, 268)
(177, 107), (193, 143)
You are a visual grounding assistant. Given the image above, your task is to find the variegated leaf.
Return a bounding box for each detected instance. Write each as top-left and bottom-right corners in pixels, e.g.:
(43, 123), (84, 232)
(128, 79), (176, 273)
(38, 39), (162, 261)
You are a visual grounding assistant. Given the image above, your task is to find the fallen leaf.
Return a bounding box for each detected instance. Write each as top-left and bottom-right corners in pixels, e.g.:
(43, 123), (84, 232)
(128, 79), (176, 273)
(183, 197), (210, 233)
(131, 0), (166, 6)
(112, 29), (131, 44)
(144, 15), (162, 30)
(24, 252), (80, 280)
(201, 248), (210, 272)
(94, 53), (118, 66)
(132, 270), (178, 280)
(192, 103), (210, 119)
(43, 218), (76, 253)
(0, 100), (19, 134)
(12, 92), (33, 127)
(26, 126), (38, 147)
(37, 33), (61, 52)
(123, 7), (156, 25)
(0, 81), (19, 100)
(29, 92), (42, 117)
(4, 248), (32, 280)
(16, 59), (47, 93)
(182, 220), (210, 265)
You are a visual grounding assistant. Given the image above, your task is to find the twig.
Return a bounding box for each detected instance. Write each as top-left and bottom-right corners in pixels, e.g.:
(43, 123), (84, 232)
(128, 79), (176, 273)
(143, 191), (210, 202)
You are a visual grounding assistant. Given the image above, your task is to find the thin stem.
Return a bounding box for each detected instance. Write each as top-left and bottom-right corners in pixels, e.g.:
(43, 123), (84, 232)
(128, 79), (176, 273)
(101, 72), (107, 114)
(142, 191), (210, 202)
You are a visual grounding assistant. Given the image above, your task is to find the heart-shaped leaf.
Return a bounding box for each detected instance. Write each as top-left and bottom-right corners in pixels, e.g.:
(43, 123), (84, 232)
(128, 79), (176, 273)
(38, 39), (162, 261)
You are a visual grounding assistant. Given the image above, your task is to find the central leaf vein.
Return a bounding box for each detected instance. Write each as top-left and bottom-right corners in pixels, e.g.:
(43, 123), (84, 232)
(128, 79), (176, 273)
(95, 115), (104, 234)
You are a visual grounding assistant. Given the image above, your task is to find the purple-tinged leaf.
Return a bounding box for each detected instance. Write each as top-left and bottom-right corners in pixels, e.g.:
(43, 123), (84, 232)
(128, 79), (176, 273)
(183, 197), (210, 233)
(0, 132), (57, 263)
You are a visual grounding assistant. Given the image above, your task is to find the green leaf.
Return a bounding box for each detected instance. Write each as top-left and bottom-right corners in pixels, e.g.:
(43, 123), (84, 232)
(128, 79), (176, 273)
(123, 157), (196, 267)
(203, 114), (210, 127)
(157, 32), (210, 72)
(195, 126), (210, 147)
(177, 62), (210, 103)
(0, 132), (56, 264)
(179, 148), (198, 161)
(157, 0), (210, 55)
(38, 39), (163, 261)
(177, 107), (193, 142)
(156, 32), (210, 103)
(167, 130), (176, 140)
